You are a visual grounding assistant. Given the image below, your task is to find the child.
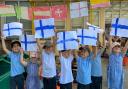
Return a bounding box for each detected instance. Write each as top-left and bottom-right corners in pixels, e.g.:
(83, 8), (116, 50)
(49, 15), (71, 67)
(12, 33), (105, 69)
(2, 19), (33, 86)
(76, 46), (93, 89)
(20, 50), (41, 89)
(107, 36), (128, 89)
(59, 50), (74, 89)
(91, 42), (106, 89)
(1, 36), (25, 89)
(37, 39), (57, 89)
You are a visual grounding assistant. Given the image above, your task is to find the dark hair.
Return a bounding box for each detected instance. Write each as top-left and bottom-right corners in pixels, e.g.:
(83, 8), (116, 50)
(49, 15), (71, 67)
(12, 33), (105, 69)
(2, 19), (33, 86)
(79, 47), (83, 51)
(79, 47), (91, 55)
(61, 50), (67, 52)
(11, 41), (21, 48)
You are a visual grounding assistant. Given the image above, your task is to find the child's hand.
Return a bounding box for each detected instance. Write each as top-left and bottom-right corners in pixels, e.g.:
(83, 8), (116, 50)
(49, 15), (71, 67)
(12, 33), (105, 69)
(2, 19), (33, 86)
(20, 48), (24, 54)
(76, 39), (80, 43)
(1, 36), (6, 40)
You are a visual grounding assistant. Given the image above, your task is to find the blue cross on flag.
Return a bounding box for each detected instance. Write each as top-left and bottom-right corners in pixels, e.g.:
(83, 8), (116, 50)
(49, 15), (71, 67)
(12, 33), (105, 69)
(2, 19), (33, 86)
(57, 31), (79, 51)
(77, 29), (97, 46)
(20, 35), (37, 51)
(3, 22), (23, 37)
(34, 18), (55, 38)
(110, 18), (128, 38)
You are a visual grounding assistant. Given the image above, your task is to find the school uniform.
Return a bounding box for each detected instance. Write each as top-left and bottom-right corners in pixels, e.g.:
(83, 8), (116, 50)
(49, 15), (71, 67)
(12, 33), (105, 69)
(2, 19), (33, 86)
(26, 60), (41, 89)
(8, 51), (25, 89)
(107, 53), (124, 89)
(91, 51), (102, 89)
(41, 51), (57, 89)
(76, 55), (92, 89)
(59, 55), (74, 89)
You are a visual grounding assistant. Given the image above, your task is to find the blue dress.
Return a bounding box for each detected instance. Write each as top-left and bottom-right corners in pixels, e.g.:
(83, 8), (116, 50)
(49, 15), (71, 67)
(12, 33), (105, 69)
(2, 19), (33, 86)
(26, 60), (41, 89)
(107, 53), (124, 89)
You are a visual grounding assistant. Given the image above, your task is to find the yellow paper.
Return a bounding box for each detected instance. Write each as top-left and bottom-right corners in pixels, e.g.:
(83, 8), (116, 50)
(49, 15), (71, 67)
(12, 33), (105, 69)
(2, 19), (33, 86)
(90, 0), (110, 8)
(91, 0), (109, 4)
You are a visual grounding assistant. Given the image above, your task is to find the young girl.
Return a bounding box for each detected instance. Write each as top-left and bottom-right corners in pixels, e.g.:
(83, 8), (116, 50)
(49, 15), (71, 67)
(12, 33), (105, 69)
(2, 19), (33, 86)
(37, 39), (57, 89)
(107, 36), (128, 89)
(76, 46), (93, 89)
(91, 42), (106, 89)
(59, 50), (74, 89)
(20, 50), (41, 89)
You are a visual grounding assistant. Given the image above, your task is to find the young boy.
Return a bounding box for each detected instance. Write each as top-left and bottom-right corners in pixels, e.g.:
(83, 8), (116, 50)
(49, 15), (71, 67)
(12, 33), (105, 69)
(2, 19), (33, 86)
(37, 39), (56, 89)
(91, 42), (106, 89)
(59, 50), (74, 89)
(76, 46), (93, 89)
(107, 36), (128, 89)
(1, 36), (25, 89)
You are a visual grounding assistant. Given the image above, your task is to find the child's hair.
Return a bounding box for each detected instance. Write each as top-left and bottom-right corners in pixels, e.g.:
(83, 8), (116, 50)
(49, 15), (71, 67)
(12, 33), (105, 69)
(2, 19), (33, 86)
(79, 46), (91, 55)
(11, 41), (21, 48)
(79, 47), (83, 51)
(60, 50), (67, 52)
(43, 40), (52, 49)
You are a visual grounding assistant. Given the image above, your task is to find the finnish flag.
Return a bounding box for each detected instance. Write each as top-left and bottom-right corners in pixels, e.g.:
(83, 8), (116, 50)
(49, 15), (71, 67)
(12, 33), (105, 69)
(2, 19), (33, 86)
(3, 22), (23, 37)
(110, 18), (128, 38)
(57, 31), (79, 51)
(34, 18), (55, 38)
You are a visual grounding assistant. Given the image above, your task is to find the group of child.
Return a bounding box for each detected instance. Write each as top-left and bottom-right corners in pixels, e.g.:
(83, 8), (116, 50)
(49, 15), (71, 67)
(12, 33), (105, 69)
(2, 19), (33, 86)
(1, 30), (128, 89)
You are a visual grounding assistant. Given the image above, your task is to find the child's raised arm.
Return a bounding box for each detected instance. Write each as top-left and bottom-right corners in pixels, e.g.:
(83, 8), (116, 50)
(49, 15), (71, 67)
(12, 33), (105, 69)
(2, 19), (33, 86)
(37, 39), (45, 52)
(71, 49), (78, 58)
(122, 40), (128, 55)
(108, 36), (112, 54)
(51, 36), (57, 53)
(20, 48), (27, 66)
(52, 30), (59, 53)
(37, 39), (41, 52)
(98, 36), (106, 55)
(92, 46), (97, 59)
(1, 36), (9, 54)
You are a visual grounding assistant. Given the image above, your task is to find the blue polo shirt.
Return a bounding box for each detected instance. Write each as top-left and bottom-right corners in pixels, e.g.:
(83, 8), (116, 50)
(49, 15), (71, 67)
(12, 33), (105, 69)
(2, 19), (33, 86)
(8, 51), (25, 77)
(76, 55), (92, 85)
(91, 51), (102, 77)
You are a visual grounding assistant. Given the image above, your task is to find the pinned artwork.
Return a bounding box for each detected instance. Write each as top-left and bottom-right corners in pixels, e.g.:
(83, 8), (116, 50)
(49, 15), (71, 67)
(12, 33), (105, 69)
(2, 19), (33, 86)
(70, 1), (88, 18)
(51, 5), (67, 20)
(32, 6), (52, 19)
(0, 5), (16, 17)
(90, 0), (110, 9)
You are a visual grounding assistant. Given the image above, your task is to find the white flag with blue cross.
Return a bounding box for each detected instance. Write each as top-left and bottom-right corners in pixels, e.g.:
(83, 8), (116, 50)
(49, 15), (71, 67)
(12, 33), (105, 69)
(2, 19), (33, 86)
(110, 18), (128, 38)
(77, 29), (97, 46)
(20, 35), (37, 51)
(57, 31), (79, 51)
(3, 22), (23, 37)
(34, 18), (55, 38)
(88, 25), (104, 34)
(70, 1), (88, 18)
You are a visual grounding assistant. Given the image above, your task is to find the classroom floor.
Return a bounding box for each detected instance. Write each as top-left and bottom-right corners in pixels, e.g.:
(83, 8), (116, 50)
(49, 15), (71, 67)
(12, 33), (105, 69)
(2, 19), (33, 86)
(72, 58), (128, 89)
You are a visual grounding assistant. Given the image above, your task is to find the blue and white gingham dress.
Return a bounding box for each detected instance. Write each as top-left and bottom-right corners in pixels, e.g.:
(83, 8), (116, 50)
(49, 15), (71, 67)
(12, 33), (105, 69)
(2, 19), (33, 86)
(107, 53), (124, 89)
(26, 60), (41, 89)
